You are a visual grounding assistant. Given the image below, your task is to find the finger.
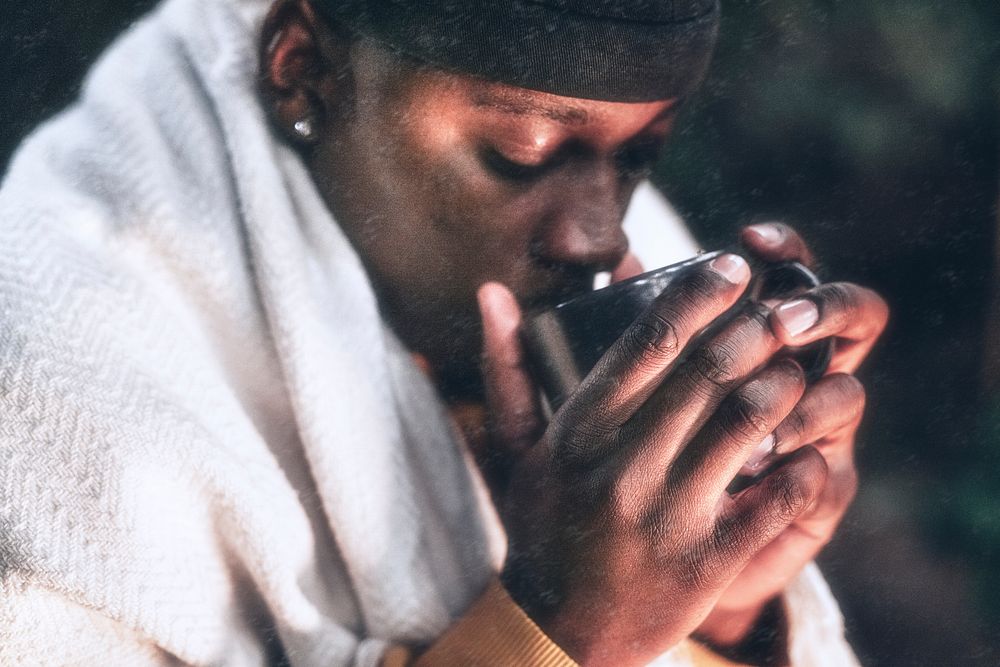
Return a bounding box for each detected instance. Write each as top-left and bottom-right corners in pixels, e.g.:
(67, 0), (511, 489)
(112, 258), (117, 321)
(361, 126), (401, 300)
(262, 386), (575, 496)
(771, 374), (864, 529)
(769, 282), (889, 373)
(741, 223), (816, 267)
(554, 254), (751, 462)
(610, 251), (645, 283)
(668, 359), (806, 505)
(770, 283), (888, 343)
(478, 282), (544, 458)
(773, 374), (866, 457)
(712, 446), (828, 568)
(620, 302), (784, 474)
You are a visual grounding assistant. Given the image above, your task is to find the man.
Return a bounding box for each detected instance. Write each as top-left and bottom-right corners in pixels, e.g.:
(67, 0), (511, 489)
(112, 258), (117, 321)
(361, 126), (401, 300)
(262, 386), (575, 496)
(0, 0), (886, 665)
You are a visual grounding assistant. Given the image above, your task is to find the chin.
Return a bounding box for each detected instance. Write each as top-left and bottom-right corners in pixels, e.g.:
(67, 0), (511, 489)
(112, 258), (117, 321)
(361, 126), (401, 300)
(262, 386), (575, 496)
(422, 310), (486, 403)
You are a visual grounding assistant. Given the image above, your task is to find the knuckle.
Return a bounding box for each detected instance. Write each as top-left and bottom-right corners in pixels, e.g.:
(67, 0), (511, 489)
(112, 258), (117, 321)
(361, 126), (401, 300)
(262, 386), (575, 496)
(690, 344), (739, 389)
(554, 427), (591, 465)
(548, 418), (604, 468)
(781, 358), (808, 386)
(732, 305), (775, 348)
(547, 411), (574, 445)
(784, 406), (809, 442)
(625, 311), (680, 361)
(555, 440), (591, 473)
(725, 390), (771, 439)
(741, 301), (773, 329)
(608, 477), (648, 526)
(775, 474), (813, 522)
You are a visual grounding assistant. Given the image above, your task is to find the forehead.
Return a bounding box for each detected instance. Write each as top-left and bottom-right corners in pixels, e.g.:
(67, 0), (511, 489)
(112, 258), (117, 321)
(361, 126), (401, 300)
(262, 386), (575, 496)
(467, 85), (677, 129)
(350, 40), (678, 138)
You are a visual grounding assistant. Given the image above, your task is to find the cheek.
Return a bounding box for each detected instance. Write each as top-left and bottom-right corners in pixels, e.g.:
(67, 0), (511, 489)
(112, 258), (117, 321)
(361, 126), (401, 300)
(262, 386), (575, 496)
(355, 98), (556, 283)
(399, 120), (546, 250)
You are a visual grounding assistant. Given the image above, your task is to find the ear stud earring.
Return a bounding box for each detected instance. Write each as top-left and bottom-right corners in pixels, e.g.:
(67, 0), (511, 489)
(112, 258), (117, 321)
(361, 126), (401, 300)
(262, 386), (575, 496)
(293, 118), (315, 140)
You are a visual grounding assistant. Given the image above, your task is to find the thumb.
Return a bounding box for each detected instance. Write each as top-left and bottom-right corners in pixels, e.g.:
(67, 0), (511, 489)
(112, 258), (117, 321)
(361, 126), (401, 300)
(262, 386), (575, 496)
(741, 222), (817, 268)
(477, 282), (544, 460)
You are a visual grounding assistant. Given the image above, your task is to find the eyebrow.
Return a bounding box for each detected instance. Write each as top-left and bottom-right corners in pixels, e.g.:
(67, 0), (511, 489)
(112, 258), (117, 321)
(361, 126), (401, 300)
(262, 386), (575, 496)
(472, 91), (591, 125)
(471, 90), (680, 127)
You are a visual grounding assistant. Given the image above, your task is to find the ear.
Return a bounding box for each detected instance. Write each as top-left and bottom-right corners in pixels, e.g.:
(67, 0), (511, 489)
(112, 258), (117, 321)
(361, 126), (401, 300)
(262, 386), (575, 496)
(258, 0), (352, 145)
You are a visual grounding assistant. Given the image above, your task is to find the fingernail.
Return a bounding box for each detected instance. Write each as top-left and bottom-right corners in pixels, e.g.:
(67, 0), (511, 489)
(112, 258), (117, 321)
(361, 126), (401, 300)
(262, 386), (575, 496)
(774, 299), (819, 337)
(746, 224), (783, 246)
(478, 283), (519, 336)
(708, 254), (750, 285)
(744, 433), (776, 472)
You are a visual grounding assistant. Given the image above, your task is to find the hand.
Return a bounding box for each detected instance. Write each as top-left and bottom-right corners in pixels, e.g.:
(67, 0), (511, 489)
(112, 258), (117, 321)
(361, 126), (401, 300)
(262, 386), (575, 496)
(694, 223), (888, 654)
(478, 253), (833, 666)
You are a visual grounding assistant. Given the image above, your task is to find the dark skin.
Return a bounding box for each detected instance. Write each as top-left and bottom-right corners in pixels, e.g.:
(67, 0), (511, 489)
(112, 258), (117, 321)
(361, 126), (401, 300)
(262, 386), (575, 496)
(260, 2), (889, 664)
(261, 0), (673, 399)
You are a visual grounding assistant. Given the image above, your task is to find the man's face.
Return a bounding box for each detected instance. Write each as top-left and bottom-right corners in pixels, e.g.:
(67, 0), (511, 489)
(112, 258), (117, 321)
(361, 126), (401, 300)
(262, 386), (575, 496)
(311, 41), (678, 398)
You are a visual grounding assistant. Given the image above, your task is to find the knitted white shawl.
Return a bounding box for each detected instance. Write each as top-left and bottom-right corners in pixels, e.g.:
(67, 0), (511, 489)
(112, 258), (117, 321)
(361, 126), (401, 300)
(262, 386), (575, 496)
(0, 0), (858, 665)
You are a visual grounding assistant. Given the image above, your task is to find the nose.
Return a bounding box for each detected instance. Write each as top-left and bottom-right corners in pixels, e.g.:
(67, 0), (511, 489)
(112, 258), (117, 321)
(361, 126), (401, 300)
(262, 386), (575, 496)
(533, 169), (630, 274)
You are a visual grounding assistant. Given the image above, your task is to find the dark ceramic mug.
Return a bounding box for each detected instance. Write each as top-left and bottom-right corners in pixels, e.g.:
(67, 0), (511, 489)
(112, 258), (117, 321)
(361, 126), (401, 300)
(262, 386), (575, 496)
(521, 250), (833, 411)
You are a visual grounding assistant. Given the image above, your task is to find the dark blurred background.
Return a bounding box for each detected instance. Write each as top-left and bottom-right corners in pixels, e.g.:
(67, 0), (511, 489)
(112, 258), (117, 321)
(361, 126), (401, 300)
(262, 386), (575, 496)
(2, 0), (999, 664)
(656, 2), (1000, 664)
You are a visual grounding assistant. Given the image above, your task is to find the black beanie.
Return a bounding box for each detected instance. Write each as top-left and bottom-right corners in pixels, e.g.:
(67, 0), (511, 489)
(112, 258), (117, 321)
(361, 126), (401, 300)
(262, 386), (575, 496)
(317, 0), (720, 102)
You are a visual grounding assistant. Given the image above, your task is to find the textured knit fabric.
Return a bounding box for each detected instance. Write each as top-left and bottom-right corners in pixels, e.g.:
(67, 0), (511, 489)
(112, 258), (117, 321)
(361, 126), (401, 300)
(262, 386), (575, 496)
(0, 0), (858, 665)
(321, 0), (720, 102)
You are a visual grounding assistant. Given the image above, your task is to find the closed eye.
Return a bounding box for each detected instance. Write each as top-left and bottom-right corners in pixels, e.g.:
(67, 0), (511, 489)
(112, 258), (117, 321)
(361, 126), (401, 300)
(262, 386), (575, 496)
(480, 147), (549, 183)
